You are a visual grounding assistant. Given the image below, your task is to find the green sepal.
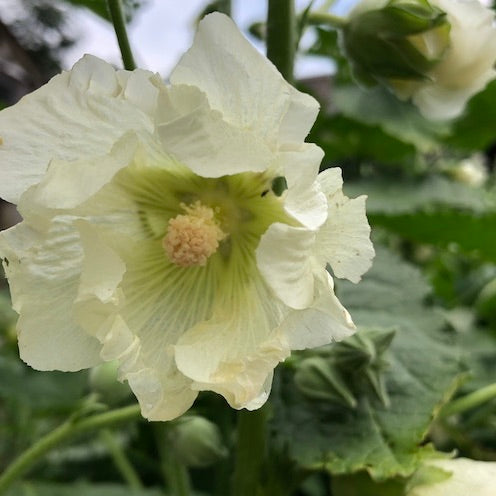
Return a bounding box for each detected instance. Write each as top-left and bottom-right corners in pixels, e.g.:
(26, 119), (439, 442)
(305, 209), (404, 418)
(294, 356), (358, 408)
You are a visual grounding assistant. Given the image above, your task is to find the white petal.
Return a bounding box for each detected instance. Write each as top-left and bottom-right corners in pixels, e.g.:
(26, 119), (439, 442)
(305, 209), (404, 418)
(170, 13), (318, 144)
(0, 219), (102, 370)
(0, 55), (160, 204)
(408, 458), (496, 496)
(281, 271), (356, 350)
(157, 85), (271, 176)
(282, 144), (327, 230)
(174, 278), (289, 409)
(256, 223), (316, 309)
(317, 167), (344, 198)
(26, 132), (139, 210)
(317, 171), (374, 283)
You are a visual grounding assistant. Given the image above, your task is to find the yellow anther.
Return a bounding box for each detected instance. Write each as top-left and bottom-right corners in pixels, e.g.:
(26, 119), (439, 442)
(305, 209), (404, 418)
(162, 201), (226, 267)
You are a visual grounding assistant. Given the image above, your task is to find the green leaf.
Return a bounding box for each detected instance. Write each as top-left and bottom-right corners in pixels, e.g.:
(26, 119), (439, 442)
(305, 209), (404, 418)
(344, 176), (491, 214)
(333, 85), (450, 152)
(6, 482), (163, 496)
(344, 176), (496, 263)
(372, 211), (496, 263)
(444, 80), (496, 152)
(271, 248), (463, 480)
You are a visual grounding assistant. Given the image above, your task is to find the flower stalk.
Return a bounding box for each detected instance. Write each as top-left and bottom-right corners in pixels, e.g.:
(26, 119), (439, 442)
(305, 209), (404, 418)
(440, 383), (496, 419)
(306, 11), (348, 28)
(107, 0), (137, 70)
(0, 404), (141, 495)
(100, 428), (143, 489)
(232, 405), (269, 495)
(267, 0), (296, 83)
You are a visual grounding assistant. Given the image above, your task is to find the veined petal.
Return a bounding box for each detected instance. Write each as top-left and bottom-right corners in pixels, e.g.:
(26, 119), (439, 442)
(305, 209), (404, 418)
(170, 13), (318, 144)
(256, 223), (316, 310)
(174, 278), (289, 409)
(281, 271), (356, 350)
(317, 168), (375, 283)
(157, 85), (271, 176)
(0, 55), (160, 204)
(281, 144), (327, 230)
(26, 133), (140, 211)
(0, 218), (102, 370)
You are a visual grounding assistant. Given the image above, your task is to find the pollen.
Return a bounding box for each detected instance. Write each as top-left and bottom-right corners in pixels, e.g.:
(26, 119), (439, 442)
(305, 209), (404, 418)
(162, 201), (226, 267)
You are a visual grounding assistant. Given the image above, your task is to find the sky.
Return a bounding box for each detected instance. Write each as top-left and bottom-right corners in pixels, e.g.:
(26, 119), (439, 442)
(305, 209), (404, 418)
(62, 0), (351, 79)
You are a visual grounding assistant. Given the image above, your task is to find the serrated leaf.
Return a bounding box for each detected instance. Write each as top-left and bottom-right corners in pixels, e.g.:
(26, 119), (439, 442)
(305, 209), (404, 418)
(271, 248), (463, 480)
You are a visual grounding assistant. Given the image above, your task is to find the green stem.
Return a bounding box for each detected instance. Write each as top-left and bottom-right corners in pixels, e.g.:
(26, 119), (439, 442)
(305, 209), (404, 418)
(0, 404), (141, 495)
(306, 11), (348, 28)
(267, 0), (296, 83)
(107, 0), (137, 70)
(100, 428), (143, 490)
(232, 406), (269, 496)
(154, 424), (191, 496)
(440, 383), (496, 418)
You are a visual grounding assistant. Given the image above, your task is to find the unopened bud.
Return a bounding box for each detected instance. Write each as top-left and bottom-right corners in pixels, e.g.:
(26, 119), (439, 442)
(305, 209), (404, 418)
(169, 416), (228, 468)
(342, 0), (450, 87)
(89, 361), (132, 406)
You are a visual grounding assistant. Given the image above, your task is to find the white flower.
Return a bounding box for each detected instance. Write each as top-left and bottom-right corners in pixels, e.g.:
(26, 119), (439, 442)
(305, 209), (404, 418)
(348, 0), (496, 120)
(409, 0), (496, 120)
(407, 458), (496, 496)
(0, 13), (374, 420)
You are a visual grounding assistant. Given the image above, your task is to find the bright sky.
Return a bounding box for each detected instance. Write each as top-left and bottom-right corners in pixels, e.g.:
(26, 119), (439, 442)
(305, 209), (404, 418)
(63, 0), (351, 79)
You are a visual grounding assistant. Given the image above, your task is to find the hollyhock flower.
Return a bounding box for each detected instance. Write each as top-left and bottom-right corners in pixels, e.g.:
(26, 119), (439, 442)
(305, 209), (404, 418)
(0, 13), (374, 420)
(344, 0), (496, 120)
(407, 458), (496, 496)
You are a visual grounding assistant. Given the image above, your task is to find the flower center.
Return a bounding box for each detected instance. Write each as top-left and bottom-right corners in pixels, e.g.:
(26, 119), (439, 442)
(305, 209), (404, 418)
(162, 201), (226, 267)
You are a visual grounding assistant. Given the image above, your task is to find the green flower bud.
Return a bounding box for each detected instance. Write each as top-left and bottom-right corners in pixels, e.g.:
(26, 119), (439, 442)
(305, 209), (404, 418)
(341, 0), (450, 86)
(476, 279), (496, 326)
(295, 328), (396, 408)
(89, 361), (132, 406)
(295, 356), (357, 408)
(169, 416), (228, 468)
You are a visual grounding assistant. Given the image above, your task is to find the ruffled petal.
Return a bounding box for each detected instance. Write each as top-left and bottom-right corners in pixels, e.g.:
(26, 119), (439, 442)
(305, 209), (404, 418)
(156, 85), (271, 176)
(170, 13), (318, 145)
(256, 223), (316, 310)
(281, 144), (328, 230)
(174, 278), (289, 409)
(0, 55), (160, 204)
(317, 169), (374, 283)
(0, 218), (102, 370)
(281, 271), (356, 350)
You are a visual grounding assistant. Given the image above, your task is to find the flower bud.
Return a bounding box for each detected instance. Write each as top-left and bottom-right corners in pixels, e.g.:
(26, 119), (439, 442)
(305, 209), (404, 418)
(295, 356), (357, 408)
(89, 361), (132, 406)
(476, 278), (496, 326)
(168, 416), (228, 468)
(342, 0), (450, 86)
(342, 0), (496, 120)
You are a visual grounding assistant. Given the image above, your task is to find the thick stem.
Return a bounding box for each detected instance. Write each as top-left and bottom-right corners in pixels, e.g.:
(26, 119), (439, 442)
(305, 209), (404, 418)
(0, 404), (141, 495)
(266, 0), (296, 83)
(440, 383), (496, 418)
(232, 406), (269, 496)
(107, 0), (137, 70)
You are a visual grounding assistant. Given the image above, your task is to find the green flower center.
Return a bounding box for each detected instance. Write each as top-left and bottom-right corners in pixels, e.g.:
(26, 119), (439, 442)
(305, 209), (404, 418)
(116, 162), (293, 272)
